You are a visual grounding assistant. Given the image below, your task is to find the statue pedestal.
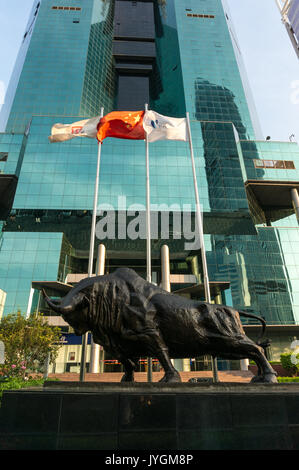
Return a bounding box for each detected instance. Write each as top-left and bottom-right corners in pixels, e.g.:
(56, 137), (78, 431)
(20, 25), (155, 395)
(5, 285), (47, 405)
(1, 381), (299, 450)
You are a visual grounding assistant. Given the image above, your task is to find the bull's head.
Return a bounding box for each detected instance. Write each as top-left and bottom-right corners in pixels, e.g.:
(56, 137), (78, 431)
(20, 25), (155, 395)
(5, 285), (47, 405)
(42, 288), (90, 336)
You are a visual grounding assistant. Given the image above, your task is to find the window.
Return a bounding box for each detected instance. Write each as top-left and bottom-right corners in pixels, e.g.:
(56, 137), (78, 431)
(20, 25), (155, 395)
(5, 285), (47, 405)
(285, 161), (296, 169)
(187, 13), (215, 18)
(68, 352), (76, 361)
(0, 153), (8, 162)
(52, 6), (81, 11)
(253, 159), (296, 170)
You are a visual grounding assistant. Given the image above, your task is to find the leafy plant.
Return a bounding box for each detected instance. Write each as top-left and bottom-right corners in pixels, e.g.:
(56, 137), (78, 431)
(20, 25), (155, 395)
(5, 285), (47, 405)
(0, 312), (62, 379)
(280, 352), (299, 377)
(277, 376), (299, 383)
(0, 377), (55, 407)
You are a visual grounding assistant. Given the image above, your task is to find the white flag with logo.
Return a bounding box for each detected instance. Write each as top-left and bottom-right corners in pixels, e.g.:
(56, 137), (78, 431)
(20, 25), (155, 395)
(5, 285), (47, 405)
(143, 110), (188, 143)
(48, 116), (101, 143)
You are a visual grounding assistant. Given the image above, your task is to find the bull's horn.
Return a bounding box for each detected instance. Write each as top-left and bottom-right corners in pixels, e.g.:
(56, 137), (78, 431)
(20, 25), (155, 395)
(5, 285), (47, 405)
(42, 289), (84, 315)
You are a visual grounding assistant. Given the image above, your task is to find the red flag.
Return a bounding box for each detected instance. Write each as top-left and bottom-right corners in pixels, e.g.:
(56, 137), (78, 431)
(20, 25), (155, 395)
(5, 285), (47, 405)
(97, 110), (145, 143)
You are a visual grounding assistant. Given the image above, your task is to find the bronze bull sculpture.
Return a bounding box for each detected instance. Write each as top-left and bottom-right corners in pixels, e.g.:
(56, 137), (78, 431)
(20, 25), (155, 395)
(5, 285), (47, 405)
(43, 268), (277, 383)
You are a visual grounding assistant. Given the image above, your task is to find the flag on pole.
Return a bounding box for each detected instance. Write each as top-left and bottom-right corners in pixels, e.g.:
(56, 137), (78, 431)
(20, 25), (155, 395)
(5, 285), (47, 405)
(48, 116), (101, 143)
(143, 110), (188, 143)
(97, 110), (145, 143)
(49, 110), (188, 144)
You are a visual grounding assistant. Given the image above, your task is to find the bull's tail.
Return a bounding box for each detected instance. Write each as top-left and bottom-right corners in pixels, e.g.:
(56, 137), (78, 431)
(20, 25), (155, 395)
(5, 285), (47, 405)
(238, 310), (267, 345)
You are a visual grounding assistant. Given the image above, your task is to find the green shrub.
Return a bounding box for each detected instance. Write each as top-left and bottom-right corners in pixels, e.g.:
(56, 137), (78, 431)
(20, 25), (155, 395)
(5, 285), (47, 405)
(0, 312), (62, 379)
(0, 376), (59, 408)
(280, 352), (299, 377)
(277, 377), (299, 383)
(0, 377), (47, 407)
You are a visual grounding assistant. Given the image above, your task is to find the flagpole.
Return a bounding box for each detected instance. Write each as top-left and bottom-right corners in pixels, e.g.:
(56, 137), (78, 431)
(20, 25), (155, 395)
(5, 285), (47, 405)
(186, 112), (219, 383)
(145, 104), (152, 284)
(145, 103), (153, 382)
(79, 107), (104, 383)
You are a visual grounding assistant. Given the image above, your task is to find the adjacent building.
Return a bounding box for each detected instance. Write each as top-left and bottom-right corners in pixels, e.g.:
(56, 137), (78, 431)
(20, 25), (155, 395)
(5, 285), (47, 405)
(276, 0), (299, 58)
(1, 0), (299, 374)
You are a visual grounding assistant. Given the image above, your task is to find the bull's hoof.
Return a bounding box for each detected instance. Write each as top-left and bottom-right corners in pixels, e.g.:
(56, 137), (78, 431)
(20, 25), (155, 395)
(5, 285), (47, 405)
(121, 373), (135, 382)
(251, 373), (277, 384)
(159, 371), (181, 383)
(250, 375), (264, 383)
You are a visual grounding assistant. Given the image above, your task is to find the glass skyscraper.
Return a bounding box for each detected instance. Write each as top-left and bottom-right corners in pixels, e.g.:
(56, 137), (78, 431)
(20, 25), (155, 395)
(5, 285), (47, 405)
(288, 0), (299, 39)
(1, 0), (299, 372)
(276, 0), (299, 58)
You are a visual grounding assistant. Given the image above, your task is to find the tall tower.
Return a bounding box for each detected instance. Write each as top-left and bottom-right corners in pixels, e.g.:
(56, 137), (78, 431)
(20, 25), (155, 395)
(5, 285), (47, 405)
(0, 0), (116, 133)
(0, 0), (299, 369)
(1, 0), (263, 135)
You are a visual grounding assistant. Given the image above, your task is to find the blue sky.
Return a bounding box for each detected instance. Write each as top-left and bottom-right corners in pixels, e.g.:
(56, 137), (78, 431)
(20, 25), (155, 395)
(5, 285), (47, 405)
(0, 0), (298, 141)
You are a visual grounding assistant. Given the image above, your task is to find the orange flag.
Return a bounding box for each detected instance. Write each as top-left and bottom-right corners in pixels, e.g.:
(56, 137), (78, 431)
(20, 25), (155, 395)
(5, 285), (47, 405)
(97, 110), (145, 143)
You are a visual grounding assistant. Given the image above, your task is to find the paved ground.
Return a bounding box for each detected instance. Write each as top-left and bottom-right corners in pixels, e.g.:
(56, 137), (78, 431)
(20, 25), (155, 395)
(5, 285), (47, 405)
(48, 370), (254, 383)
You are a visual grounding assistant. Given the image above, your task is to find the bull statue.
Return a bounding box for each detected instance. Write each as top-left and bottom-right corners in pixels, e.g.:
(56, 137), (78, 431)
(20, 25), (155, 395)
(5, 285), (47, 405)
(43, 268), (277, 383)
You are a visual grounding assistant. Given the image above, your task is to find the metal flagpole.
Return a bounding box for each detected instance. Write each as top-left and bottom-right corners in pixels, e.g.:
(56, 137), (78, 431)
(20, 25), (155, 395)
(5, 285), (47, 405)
(145, 103), (152, 284)
(79, 107), (104, 382)
(145, 103), (153, 382)
(186, 112), (219, 383)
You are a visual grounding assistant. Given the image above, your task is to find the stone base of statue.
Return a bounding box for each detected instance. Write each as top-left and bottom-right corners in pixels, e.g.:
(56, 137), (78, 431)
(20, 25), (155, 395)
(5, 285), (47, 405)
(1, 381), (299, 450)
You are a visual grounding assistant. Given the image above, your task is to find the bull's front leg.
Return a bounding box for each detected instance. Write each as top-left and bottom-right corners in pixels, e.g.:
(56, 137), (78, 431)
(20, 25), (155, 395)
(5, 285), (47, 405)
(118, 322), (181, 383)
(157, 347), (181, 383)
(143, 330), (181, 383)
(120, 358), (138, 382)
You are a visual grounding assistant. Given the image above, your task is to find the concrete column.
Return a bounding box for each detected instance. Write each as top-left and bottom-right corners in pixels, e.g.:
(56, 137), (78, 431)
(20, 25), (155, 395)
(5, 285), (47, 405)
(161, 244), (171, 292)
(96, 244), (106, 278)
(214, 293), (222, 305)
(89, 244), (106, 373)
(291, 188), (299, 223)
(240, 359), (249, 371)
(182, 358), (191, 372)
(190, 255), (201, 283)
(26, 288), (35, 318)
(99, 347), (105, 373)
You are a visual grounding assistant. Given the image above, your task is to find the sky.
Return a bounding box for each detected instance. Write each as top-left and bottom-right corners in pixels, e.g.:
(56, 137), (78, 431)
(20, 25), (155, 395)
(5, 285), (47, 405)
(0, 0), (298, 142)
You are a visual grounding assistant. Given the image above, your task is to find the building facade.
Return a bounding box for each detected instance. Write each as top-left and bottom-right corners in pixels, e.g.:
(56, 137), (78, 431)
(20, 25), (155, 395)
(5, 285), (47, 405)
(276, 0), (299, 58)
(1, 0), (299, 373)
